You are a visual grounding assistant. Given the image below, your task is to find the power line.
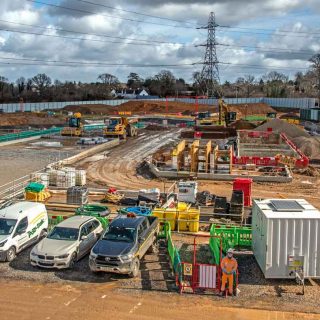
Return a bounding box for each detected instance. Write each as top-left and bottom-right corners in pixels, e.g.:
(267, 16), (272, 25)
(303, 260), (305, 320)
(218, 27), (320, 39)
(0, 26), (188, 47)
(217, 43), (317, 56)
(26, 0), (195, 29)
(219, 25), (320, 36)
(218, 61), (310, 71)
(3, 18), (317, 54)
(0, 19), (185, 46)
(72, 0), (194, 25)
(0, 57), (196, 68)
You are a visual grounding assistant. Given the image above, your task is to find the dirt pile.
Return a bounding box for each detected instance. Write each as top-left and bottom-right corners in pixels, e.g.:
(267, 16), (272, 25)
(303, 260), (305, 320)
(0, 113), (65, 127)
(226, 103), (275, 118)
(63, 104), (114, 115)
(255, 118), (309, 138)
(63, 101), (275, 116)
(291, 136), (320, 159)
(229, 119), (257, 130)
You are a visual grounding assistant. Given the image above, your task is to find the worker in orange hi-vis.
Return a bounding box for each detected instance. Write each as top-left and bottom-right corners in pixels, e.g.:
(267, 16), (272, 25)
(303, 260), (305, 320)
(220, 248), (238, 296)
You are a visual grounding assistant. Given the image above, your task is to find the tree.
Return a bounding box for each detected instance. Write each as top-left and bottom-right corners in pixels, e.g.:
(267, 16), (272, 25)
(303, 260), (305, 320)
(192, 71), (206, 95)
(244, 75), (255, 97)
(309, 54), (320, 104)
(31, 73), (52, 94)
(16, 77), (26, 94)
(0, 76), (8, 99)
(127, 72), (144, 89)
(150, 70), (176, 97)
(97, 73), (119, 87)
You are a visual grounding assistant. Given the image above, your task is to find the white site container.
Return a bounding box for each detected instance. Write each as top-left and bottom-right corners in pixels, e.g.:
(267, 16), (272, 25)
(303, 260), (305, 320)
(252, 199), (320, 279)
(177, 181), (198, 204)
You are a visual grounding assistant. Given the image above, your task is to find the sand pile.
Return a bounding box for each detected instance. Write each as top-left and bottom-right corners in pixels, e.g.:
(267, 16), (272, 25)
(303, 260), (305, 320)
(291, 136), (320, 159)
(255, 119), (309, 138)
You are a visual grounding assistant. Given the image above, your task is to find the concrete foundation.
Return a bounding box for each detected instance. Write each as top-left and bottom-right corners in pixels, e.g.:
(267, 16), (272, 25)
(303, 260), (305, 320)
(147, 160), (292, 183)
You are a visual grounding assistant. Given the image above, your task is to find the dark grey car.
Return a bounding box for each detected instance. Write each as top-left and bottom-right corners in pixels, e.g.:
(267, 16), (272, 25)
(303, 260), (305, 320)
(89, 215), (159, 277)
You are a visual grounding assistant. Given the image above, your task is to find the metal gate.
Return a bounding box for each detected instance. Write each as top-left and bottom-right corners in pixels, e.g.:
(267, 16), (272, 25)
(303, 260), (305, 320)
(177, 235), (222, 294)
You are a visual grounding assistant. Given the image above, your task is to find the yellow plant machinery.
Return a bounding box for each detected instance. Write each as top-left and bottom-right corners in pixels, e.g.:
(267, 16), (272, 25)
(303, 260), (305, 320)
(61, 112), (83, 136)
(103, 116), (138, 139)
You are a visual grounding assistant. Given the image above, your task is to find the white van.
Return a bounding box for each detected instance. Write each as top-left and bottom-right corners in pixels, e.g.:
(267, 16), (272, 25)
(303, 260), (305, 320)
(0, 202), (49, 262)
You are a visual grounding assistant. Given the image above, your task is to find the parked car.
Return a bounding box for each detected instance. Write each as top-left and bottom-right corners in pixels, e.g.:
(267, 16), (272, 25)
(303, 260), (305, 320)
(30, 215), (103, 269)
(89, 215), (159, 277)
(0, 202), (48, 262)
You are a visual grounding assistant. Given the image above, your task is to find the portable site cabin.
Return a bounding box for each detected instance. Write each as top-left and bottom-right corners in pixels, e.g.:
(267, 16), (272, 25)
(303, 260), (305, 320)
(252, 199), (320, 279)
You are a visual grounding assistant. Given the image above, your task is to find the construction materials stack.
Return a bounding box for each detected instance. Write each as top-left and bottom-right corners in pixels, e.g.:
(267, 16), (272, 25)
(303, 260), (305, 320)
(47, 167), (86, 188)
(67, 186), (88, 205)
(138, 188), (160, 204)
(229, 190), (244, 222)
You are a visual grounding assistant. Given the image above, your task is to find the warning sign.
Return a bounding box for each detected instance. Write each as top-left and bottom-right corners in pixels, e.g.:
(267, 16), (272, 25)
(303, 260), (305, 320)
(183, 263), (193, 276)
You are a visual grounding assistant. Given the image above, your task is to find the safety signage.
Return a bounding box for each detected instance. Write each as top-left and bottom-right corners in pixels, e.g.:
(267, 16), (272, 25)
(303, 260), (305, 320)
(183, 263), (193, 276)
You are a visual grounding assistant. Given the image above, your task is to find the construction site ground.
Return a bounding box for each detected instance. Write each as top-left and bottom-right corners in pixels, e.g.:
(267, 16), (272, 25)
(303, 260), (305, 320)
(78, 128), (320, 209)
(0, 138), (92, 186)
(1, 127), (320, 319)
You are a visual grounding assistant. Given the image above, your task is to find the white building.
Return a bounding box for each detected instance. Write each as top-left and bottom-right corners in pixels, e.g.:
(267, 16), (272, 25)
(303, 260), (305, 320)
(252, 198), (320, 279)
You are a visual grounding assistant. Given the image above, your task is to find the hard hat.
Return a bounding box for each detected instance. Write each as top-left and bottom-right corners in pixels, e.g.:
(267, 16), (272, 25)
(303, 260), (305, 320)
(227, 248), (234, 254)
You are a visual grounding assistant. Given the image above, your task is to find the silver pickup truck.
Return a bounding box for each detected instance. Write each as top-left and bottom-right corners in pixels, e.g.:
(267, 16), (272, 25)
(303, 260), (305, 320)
(89, 215), (159, 277)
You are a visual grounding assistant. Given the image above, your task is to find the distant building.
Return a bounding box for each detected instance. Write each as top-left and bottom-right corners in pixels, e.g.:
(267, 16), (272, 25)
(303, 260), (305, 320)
(111, 88), (150, 99)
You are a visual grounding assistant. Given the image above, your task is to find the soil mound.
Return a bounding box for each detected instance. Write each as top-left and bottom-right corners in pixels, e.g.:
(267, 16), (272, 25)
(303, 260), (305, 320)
(255, 118), (309, 138)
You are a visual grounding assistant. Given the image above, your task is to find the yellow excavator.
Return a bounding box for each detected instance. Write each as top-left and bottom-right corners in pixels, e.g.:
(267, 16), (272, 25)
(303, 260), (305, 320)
(103, 116), (138, 139)
(218, 99), (237, 126)
(61, 112), (83, 136)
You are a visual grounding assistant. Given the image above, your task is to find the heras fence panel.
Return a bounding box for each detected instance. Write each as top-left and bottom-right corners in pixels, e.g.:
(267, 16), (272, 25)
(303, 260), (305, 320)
(210, 224), (252, 252)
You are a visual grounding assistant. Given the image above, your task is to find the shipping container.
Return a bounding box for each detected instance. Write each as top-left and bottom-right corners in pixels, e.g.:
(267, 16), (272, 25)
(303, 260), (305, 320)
(252, 199), (320, 279)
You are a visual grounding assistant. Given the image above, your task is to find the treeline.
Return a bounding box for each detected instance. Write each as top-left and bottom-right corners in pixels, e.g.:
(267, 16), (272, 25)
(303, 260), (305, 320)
(0, 54), (319, 103)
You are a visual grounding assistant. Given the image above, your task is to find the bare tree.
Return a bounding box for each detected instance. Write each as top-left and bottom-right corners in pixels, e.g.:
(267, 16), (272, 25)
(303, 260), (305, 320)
(31, 73), (52, 94)
(192, 71), (206, 95)
(244, 75), (255, 97)
(98, 73), (119, 87)
(309, 54), (320, 104)
(16, 77), (26, 94)
(0, 76), (8, 99)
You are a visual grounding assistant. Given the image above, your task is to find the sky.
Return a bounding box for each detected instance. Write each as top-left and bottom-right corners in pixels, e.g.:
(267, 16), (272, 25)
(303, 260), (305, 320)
(0, 0), (319, 84)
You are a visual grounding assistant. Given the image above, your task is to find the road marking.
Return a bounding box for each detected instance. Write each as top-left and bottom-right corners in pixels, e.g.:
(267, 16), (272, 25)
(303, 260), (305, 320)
(129, 301), (142, 314)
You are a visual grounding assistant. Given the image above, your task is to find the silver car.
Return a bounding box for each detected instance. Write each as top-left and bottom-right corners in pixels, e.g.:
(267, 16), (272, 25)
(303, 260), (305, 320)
(30, 215), (104, 269)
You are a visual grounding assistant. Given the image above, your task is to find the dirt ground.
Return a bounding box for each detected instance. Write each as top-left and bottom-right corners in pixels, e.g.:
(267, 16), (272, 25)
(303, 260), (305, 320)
(1, 239), (320, 319)
(2, 279), (319, 320)
(79, 129), (182, 190)
(0, 112), (65, 127)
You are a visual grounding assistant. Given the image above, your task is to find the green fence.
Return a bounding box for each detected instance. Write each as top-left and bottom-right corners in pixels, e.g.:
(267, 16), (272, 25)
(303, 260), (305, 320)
(210, 224), (252, 255)
(160, 222), (181, 276)
(0, 124), (106, 143)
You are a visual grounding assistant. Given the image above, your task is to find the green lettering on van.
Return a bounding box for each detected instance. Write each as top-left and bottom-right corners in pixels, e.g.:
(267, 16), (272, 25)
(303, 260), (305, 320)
(28, 219), (45, 238)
